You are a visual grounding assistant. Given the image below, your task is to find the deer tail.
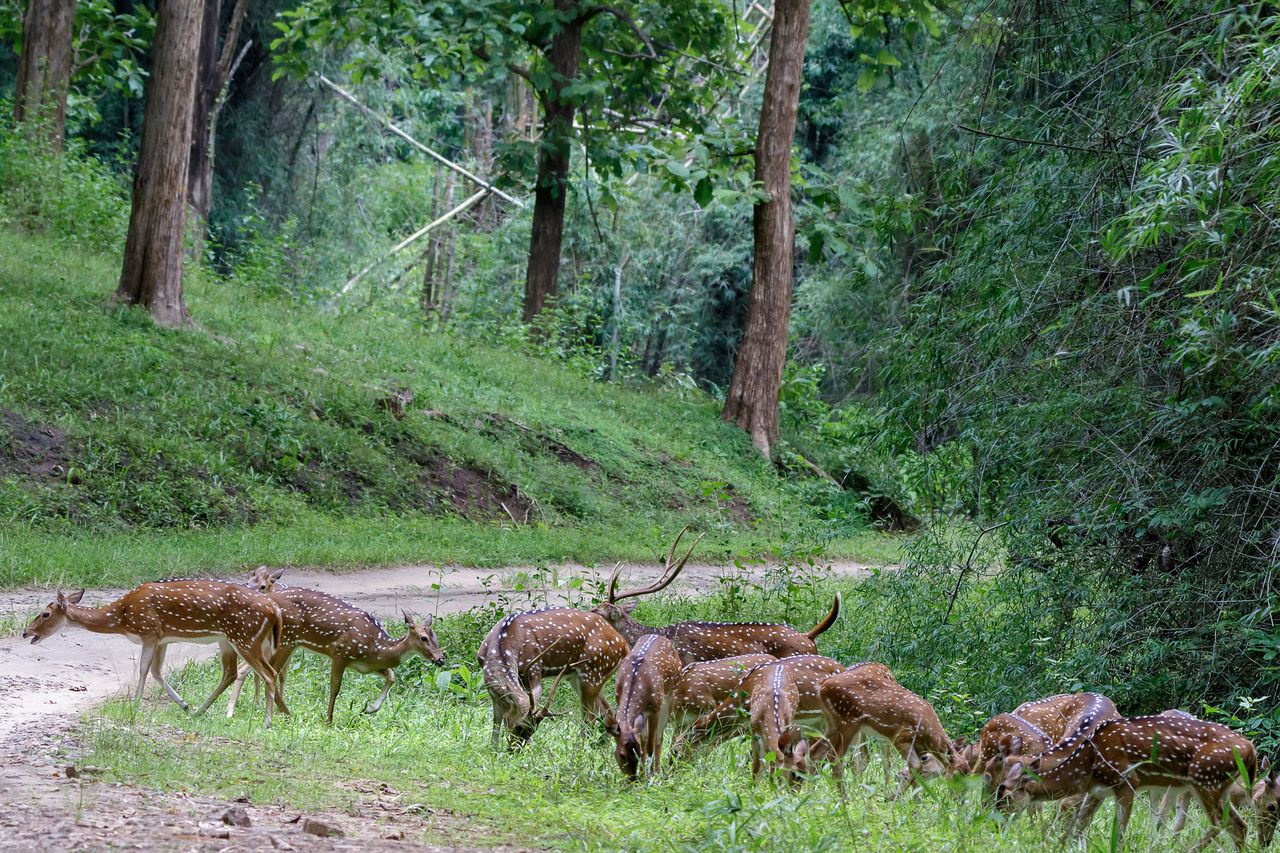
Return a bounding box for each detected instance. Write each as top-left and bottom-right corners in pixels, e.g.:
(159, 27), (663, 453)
(807, 592), (842, 640)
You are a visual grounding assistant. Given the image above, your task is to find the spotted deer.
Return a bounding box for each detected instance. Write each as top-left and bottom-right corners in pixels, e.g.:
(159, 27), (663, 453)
(811, 663), (970, 794)
(608, 634), (683, 779)
(687, 655), (845, 780)
(21, 582), (284, 728)
(669, 654), (778, 727)
(219, 567), (447, 723)
(976, 713), (1055, 791)
(478, 607), (629, 748)
(590, 528), (841, 664)
(997, 713), (1257, 850)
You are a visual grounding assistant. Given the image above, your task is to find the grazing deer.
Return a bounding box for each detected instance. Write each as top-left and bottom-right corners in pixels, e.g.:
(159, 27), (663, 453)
(976, 713), (1054, 790)
(1012, 691), (1119, 742)
(997, 713), (1257, 851)
(591, 528), (841, 664)
(812, 663), (969, 794)
(669, 653), (778, 727)
(478, 607), (629, 748)
(608, 634), (683, 779)
(219, 567), (447, 722)
(21, 582), (284, 727)
(687, 654), (846, 742)
(1253, 758), (1279, 848)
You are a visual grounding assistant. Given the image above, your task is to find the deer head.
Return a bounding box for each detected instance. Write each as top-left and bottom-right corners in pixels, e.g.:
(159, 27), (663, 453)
(1255, 758), (1279, 847)
(591, 526), (703, 634)
(249, 565), (287, 593)
(402, 611), (447, 665)
(21, 589), (85, 644)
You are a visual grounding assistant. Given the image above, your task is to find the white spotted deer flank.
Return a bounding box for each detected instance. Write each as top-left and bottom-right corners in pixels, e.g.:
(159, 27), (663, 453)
(21, 582), (284, 728)
(478, 607), (628, 748)
(590, 527), (841, 663)
(608, 634), (682, 779)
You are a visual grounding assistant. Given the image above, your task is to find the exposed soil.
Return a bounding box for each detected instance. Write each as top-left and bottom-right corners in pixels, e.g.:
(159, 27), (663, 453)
(0, 409), (71, 482)
(416, 456), (533, 523)
(0, 558), (881, 851)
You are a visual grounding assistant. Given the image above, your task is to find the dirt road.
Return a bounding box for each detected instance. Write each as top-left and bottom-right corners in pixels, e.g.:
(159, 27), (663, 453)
(0, 558), (874, 851)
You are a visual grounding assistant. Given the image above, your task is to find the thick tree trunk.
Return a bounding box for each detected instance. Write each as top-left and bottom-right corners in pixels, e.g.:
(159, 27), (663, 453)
(521, 3), (584, 327)
(721, 0), (812, 459)
(13, 0), (75, 152)
(115, 0), (202, 328)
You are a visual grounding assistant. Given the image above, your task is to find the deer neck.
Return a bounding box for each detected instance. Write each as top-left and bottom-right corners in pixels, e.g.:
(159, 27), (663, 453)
(1028, 739), (1095, 797)
(616, 615), (666, 646)
(64, 602), (125, 635)
(363, 631), (418, 669)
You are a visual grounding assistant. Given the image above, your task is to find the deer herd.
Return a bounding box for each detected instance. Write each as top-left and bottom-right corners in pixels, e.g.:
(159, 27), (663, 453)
(19, 529), (1280, 850)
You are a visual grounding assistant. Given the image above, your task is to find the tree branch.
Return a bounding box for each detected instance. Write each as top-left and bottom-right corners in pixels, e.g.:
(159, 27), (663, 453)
(586, 5), (658, 59)
(216, 0), (251, 85)
(955, 123), (1151, 159)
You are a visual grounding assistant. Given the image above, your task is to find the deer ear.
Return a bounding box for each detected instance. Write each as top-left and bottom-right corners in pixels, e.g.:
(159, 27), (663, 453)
(621, 600), (637, 615)
(633, 713), (646, 735)
(402, 610), (415, 626)
(953, 735), (969, 749)
(1256, 779), (1269, 800)
(1261, 756), (1272, 777)
(907, 749), (923, 773)
(69, 589), (85, 603)
(793, 738), (810, 765)
(1005, 761), (1025, 785)
(421, 613), (434, 627)
(1009, 736), (1023, 756)
(270, 567), (286, 581)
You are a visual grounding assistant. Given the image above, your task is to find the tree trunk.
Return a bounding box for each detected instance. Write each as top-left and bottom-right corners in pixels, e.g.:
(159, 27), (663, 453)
(721, 0), (811, 459)
(115, 0), (202, 328)
(186, 0), (221, 260)
(13, 0), (75, 152)
(521, 2), (584, 327)
(187, 0), (249, 259)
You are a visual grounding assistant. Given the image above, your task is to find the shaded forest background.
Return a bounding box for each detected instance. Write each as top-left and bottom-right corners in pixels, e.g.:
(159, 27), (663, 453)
(1, 0), (1278, 738)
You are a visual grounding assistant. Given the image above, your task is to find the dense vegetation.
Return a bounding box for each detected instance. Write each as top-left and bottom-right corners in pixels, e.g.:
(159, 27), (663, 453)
(2, 0), (1278, 775)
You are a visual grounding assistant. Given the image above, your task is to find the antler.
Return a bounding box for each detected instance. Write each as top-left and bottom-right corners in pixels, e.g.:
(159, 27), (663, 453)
(607, 525), (704, 604)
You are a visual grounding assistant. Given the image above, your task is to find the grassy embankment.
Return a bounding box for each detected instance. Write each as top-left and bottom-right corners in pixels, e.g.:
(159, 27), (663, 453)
(0, 228), (896, 590)
(78, 575), (1203, 851)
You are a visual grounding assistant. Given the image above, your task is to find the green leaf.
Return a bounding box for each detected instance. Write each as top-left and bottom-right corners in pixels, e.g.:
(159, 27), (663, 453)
(694, 177), (714, 207)
(876, 49), (901, 68)
(856, 68), (877, 94)
(665, 160), (690, 179)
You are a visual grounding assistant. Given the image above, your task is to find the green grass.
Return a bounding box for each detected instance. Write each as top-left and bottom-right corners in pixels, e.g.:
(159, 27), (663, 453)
(76, 580), (1232, 852)
(0, 227), (896, 589)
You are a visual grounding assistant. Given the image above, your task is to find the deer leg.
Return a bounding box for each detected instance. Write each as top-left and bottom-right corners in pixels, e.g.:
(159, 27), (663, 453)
(147, 645), (192, 711)
(651, 702), (671, 776)
(365, 669), (395, 715)
(134, 643), (157, 704)
(1111, 787), (1135, 850)
(1171, 790), (1190, 834)
(751, 736), (763, 780)
(191, 643), (241, 716)
(326, 660), (347, 724)
(225, 663), (253, 717)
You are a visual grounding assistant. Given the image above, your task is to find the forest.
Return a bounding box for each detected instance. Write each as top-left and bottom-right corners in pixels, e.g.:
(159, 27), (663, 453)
(1, 0), (1278, 849)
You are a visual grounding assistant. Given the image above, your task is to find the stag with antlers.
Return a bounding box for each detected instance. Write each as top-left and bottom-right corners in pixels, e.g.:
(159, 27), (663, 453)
(478, 607), (629, 748)
(591, 528), (841, 664)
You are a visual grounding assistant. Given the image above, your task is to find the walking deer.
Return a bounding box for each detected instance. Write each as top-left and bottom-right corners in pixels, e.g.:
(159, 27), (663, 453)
(478, 607), (629, 748)
(997, 713), (1257, 850)
(812, 663), (970, 794)
(21, 582), (284, 727)
(591, 528), (841, 663)
(608, 634), (682, 779)
(221, 567), (447, 723)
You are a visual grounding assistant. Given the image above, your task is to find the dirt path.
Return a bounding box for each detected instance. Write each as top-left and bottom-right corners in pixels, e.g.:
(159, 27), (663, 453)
(0, 558), (875, 851)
